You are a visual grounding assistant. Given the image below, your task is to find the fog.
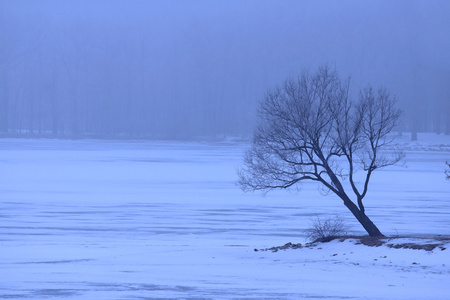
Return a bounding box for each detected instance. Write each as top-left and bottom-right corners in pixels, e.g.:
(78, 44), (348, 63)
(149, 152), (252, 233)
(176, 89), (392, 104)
(1, 0), (449, 139)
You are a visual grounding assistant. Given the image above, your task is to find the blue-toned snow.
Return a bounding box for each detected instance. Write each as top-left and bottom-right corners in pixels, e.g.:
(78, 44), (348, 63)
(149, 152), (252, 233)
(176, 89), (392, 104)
(1, 134), (449, 299)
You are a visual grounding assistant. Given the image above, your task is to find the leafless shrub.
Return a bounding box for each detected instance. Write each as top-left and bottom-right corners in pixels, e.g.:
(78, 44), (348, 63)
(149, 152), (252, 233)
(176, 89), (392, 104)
(305, 215), (351, 242)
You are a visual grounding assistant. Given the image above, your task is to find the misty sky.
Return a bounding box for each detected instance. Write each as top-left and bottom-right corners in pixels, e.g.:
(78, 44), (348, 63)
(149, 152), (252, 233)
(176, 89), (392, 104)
(1, 0), (449, 137)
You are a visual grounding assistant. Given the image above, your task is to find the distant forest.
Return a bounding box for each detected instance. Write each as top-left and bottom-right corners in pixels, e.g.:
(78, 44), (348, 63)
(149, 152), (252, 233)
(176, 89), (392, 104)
(0, 22), (256, 139)
(1, 1), (449, 140)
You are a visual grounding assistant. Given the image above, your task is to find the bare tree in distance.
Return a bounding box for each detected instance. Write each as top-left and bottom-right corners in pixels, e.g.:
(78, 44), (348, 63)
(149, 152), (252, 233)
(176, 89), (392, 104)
(238, 65), (404, 237)
(446, 162), (450, 180)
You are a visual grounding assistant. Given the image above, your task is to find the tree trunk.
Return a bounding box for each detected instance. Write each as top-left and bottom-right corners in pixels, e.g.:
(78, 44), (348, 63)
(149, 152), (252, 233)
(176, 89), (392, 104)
(0, 71), (8, 133)
(342, 196), (384, 237)
(434, 110), (441, 135)
(355, 212), (384, 237)
(446, 104), (450, 135)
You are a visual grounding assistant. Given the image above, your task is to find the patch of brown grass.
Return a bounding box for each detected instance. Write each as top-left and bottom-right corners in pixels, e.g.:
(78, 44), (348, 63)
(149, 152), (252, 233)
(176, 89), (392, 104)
(255, 235), (449, 252)
(386, 243), (441, 251)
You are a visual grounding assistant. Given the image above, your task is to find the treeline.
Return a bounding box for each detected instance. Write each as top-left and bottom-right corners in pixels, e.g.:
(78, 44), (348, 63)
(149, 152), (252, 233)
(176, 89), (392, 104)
(405, 63), (450, 137)
(0, 15), (258, 139)
(1, 3), (449, 140)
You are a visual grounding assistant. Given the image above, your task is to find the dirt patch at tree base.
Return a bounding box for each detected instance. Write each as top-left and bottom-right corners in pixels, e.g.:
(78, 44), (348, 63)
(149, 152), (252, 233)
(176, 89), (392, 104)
(255, 235), (450, 252)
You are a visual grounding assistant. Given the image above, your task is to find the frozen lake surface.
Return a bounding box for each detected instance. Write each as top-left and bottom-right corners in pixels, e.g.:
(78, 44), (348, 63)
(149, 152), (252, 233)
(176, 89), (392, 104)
(1, 135), (450, 299)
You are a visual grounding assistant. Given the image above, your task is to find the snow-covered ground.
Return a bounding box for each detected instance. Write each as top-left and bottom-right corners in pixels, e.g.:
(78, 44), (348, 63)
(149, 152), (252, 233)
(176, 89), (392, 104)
(1, 133), (449, 299)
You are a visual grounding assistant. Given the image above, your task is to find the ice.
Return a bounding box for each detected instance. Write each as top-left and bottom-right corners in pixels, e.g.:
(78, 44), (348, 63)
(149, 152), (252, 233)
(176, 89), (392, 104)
(1, 135), (449, 299)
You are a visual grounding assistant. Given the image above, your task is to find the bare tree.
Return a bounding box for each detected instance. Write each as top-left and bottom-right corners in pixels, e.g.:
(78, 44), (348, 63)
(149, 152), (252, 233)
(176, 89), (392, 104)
(446, 162), (450, 180)
(238, 66), (404, 237)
